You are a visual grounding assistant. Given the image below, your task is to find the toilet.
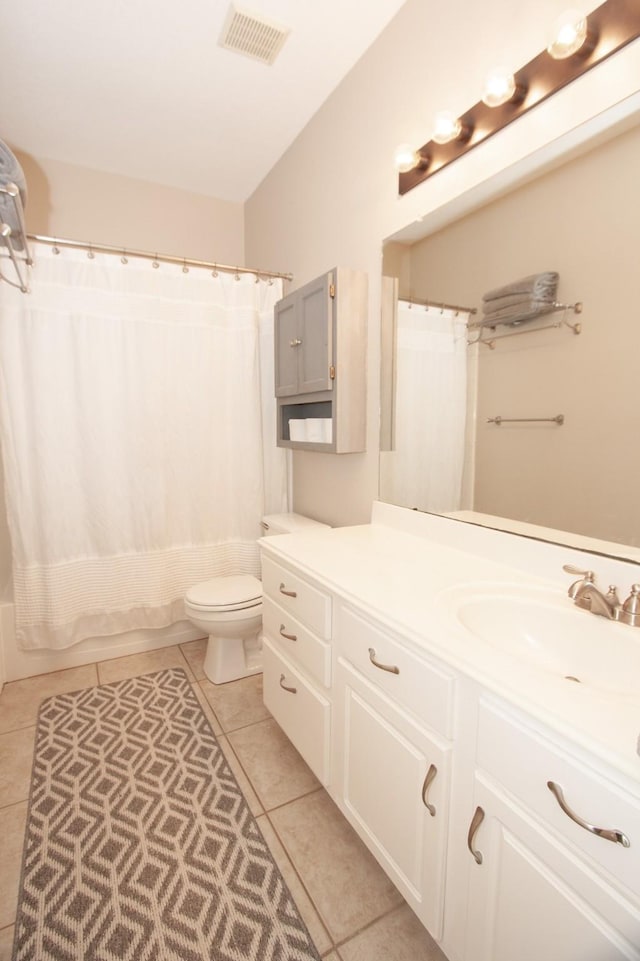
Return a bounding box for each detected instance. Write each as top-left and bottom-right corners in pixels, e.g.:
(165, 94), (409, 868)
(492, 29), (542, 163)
(184, 513), (329, 684)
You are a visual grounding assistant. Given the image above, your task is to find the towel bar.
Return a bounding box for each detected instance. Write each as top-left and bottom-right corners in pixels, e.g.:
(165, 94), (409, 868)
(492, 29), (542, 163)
(487, 414), (565, 426)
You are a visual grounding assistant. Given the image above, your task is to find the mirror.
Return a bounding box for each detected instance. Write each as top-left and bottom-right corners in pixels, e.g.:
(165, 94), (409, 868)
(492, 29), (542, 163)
(380, 109), (640, 559)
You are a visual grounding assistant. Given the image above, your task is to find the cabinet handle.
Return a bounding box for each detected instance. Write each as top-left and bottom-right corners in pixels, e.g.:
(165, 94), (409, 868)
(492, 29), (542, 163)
(547, 781), (631, 847)
(421, 763), (438, 816)
(279, 673), (297, 694)
(368, 647), (400, 675)
(279, 582), (297, 598)
(289, 338), (302, 347)
(467, 806), (485, 865)
(279, 624), (297, 641)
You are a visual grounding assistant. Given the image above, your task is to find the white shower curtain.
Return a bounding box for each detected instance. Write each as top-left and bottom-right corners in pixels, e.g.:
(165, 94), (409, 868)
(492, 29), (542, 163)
(381, 300), (468, 513)
(0, 243), (288, 650)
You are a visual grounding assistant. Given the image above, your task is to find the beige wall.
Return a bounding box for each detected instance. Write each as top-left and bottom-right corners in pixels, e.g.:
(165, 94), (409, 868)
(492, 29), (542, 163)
(15, 153), (245, 264)
(399, 124), (640, 545)
(245, 0), (640, 527)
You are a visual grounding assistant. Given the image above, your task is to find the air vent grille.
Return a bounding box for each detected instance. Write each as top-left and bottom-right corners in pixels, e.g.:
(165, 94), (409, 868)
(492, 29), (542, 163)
(219, 6), (289, 65)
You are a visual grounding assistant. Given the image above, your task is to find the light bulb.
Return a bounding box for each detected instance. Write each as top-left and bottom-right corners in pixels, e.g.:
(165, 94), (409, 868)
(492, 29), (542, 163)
(431, 111), (462, 145)
(393, 143), (419, 173)
(482, 67), (517, 108)
(547, 9), (588, 59)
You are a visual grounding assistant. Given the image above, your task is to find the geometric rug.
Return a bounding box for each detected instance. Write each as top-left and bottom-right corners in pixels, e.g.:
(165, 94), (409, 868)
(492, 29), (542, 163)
(12, 668), (322, 961)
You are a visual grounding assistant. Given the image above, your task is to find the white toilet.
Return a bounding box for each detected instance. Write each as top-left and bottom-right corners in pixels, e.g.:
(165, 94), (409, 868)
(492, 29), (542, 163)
(184, 513), (329, 684)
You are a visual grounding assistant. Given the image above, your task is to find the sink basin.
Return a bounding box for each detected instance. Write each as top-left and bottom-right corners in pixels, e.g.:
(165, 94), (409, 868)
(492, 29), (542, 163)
(446, 585), (640, 697)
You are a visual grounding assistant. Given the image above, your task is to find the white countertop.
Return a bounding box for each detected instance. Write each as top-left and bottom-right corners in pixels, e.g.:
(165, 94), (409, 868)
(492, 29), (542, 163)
(261, 504), (640, 792)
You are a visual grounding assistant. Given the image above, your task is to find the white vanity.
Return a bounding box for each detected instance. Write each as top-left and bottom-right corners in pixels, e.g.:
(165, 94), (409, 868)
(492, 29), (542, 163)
(260, 501), (640, 961)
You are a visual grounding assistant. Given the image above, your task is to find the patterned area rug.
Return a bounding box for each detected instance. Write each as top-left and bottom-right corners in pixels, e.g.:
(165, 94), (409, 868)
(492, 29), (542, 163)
(12, 668), (321, 961)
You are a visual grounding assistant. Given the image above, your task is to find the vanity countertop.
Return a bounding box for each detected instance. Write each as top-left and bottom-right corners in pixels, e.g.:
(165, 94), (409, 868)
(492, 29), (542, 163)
(260, 505), (640, 791)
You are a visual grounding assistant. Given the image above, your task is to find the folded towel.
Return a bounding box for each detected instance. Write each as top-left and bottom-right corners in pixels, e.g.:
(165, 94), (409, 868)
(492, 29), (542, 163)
(483, 271), (558, 304)
(0, 139), (27, 251)
(481, 301), (558, 326)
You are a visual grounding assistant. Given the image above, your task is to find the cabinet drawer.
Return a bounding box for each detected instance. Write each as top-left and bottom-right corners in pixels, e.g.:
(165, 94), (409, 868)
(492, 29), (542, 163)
(262, 557), (332, 639)
(262, 637), (331, 786)
(336, 605), (456, 739)
(262, 596), (331, 688)
(477, 697), (640, 893)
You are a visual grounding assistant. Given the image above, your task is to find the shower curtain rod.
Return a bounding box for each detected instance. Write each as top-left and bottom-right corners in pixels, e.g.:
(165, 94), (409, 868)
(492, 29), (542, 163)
(27, 234), (293, 282)
(402, 295), (477, 316)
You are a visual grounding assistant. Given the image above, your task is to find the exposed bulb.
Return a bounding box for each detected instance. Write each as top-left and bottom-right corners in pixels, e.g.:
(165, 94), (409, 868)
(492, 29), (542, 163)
(482, 67), (517, 107)
(431, 111), (462, 145)
(393, 143), (419, 173)
(547, 9), (588, 59)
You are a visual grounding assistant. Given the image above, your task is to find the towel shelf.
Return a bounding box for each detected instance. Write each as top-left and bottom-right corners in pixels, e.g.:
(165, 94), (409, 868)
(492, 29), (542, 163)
(468, 302), (582, 348)
(0, 183), (32, 293)
(487, 414), (565, 426)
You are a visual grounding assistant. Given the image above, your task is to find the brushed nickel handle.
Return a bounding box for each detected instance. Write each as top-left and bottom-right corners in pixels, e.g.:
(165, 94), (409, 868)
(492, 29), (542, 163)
(368, 647), (400, 675)
(279, 624), (297, 641)
(547, 781), (630, 847)
(421, 763), (438, 816)
(467, 806), (485, 864)
(279, 582), (297, 598)
(289, 338), (302, 346)
(279, 673), (297, 694)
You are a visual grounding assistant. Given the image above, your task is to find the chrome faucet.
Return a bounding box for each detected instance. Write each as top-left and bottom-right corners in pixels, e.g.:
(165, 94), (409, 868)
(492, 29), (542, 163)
(563, 565), (640, 626)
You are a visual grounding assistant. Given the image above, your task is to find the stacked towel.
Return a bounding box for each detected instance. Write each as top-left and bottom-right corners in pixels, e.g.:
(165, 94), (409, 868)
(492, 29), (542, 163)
(0, 139), (27, 251)
(482, 271), (559, 326)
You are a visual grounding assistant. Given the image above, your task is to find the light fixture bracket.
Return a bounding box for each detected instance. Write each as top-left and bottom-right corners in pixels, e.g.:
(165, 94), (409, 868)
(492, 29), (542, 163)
(399, 0), (640, 196)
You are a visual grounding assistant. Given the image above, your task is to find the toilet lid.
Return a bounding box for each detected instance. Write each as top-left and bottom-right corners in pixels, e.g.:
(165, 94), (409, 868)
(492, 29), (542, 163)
(186, 574), (262, 611)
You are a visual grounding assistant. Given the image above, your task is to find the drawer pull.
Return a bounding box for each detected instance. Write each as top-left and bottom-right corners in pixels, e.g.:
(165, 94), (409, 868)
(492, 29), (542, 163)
(279, 624), (298, 641)
(279, 582), (297, 598)
(368, 647), (400, 675)
(279, 673), (297, 694)
(467, 806), (485, 865)
(547, 781), (631, 847)
(421, 763), (438, 816)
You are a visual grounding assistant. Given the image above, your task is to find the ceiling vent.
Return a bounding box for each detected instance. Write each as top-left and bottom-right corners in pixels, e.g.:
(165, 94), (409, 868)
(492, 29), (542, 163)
(219, 5), (290, 66)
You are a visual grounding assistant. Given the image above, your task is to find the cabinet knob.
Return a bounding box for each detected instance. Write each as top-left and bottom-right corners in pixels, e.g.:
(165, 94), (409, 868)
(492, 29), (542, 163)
(289, 338), (302, 347)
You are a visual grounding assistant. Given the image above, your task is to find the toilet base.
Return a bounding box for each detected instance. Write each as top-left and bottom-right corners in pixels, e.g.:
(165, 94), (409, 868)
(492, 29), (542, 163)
(203, 631), (263, 685)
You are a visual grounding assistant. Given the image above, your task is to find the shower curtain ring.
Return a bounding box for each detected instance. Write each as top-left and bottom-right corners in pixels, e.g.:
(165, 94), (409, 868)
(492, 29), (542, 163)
(235, 271), (240, 281)
(212, 264), (219, 278)
(152, 255), (159, 269)
(52, 240), (60, 255)
(182, 259), (189, 274)
(87, 244), (95, 260)
(121, 249), (128, 265)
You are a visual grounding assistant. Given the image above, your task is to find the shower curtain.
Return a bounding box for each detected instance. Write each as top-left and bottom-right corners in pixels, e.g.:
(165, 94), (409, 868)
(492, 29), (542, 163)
(0, 244), (288, 650)
(381, 300), (468, 513)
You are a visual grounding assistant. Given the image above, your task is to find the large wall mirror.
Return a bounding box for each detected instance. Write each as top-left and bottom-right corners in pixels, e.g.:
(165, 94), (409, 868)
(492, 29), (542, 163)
(380, 102), (640, 560)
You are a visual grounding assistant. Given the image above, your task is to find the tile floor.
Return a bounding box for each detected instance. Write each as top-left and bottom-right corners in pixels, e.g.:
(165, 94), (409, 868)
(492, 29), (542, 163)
(0, 639), (447, 961)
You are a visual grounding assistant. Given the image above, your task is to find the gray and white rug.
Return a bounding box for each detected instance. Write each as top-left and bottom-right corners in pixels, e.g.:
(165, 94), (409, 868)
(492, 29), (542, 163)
(12, 667), (322, 961)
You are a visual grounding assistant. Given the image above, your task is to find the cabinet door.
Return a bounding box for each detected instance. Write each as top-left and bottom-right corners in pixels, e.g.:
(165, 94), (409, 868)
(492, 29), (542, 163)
(464, 776), (640, 961)
(297, 273), (333, 393)
(274, 295), (300, 396)
(333, 657), (451, 939)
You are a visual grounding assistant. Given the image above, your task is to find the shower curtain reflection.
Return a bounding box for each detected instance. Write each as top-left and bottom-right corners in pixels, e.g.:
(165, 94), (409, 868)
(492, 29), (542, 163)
(379, 300), (469, 514)
(0, 244), (287, 650)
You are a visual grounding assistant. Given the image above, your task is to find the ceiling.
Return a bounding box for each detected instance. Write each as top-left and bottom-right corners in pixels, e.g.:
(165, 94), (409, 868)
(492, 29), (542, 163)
(0, 0), (408, 203)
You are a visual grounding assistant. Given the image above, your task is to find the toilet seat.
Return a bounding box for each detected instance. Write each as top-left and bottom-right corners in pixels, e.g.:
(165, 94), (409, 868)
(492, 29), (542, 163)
(185, 574), (262, 613)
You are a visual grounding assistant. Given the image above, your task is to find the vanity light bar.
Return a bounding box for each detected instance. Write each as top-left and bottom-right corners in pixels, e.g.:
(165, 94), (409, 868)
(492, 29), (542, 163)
(398, 0), (640, 195)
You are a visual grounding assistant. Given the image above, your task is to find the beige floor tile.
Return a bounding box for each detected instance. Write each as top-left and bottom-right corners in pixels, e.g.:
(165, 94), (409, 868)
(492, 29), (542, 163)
(258, 815), (332, 956)
(217, 734), (263, 816)
(199, 673), (270, 732)
(0, 926), (14, 961)
(339, 904), (447, 960)
(229, 717), (319, 810)
(322, 953), (341, 961)
(190, 681), (223, 736)
(270, 790), (403, 943)
(0, 802), (28, 929)
(179, 637), (207, 680)
(96, 645), (194, 685)
(0, 727), (36, 807)
(0, 664), (98, 735)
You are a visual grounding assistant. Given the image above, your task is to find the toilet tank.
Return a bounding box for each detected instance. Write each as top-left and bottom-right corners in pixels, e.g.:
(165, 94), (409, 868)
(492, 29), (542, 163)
(261, 512), (330, 536)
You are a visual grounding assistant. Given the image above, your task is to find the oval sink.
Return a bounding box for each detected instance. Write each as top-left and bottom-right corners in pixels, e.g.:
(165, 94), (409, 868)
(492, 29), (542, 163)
(449, 585), (640, 697)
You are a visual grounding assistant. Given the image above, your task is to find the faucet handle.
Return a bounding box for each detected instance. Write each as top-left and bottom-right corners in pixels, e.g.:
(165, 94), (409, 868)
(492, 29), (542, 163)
(562, 564), (595, 599)
(620, 585), (640, 627)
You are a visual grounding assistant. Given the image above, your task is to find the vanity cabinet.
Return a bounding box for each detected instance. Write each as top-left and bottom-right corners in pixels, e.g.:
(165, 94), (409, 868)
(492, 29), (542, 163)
(462, 698), (640, 961)
(332, 604), (455, 936)
(261, 556), (332, 786)
(274, 267), (367, 453)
